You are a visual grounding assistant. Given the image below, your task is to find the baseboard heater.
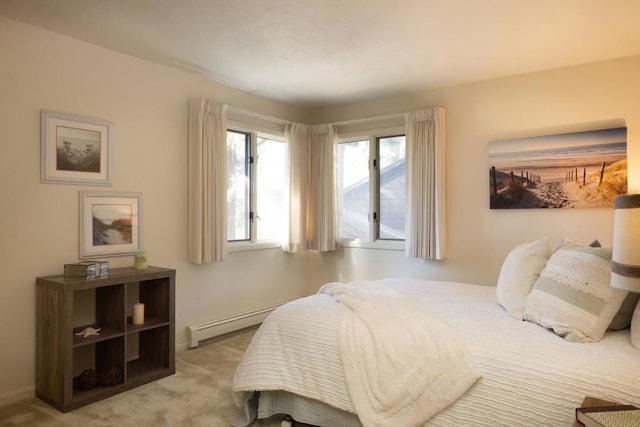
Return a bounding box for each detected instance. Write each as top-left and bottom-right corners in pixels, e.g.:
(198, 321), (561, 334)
(187, 302), (284, 348)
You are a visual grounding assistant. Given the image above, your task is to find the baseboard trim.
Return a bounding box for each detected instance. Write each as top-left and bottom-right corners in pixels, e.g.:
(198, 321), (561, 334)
(186, 302), (286, 348)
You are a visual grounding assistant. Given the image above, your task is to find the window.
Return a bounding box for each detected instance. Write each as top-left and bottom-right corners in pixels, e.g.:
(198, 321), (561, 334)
(378, 135), (406, 240)
(255, 135), (286, 241)
(336, 139), (369, 240)
(227, 130), (250, 241)
(226, 129), (286, 246)
(336, 132), (406, 247)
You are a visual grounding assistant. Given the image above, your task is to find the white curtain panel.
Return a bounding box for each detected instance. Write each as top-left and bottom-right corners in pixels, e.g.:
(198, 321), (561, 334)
(405, 107), (447, 260)
(187, 98), (228, 263)
(284, 123), (338, 253)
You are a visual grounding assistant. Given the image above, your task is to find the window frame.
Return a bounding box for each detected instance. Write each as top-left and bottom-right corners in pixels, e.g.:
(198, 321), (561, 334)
(336, 125), (406, 251)
(226, 129), (252, 243)
(226, 122), (285, 253)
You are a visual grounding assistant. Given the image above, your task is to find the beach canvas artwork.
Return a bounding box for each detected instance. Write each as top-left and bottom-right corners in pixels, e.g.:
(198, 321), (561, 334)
(489, 127), (627, 209)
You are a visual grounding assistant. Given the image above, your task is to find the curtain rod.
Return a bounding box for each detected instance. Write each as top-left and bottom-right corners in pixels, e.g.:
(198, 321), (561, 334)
(227, 105), (405, 127)
(331, 112), (405, 126)
(227, 106), (292, 126)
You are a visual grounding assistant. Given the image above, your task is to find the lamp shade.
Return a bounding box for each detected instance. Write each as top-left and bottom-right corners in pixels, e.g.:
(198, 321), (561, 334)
(611, 194), (640, 292)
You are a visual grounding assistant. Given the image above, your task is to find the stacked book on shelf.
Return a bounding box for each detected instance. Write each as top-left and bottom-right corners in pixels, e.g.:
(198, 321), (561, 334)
(64, 261), (109, 278)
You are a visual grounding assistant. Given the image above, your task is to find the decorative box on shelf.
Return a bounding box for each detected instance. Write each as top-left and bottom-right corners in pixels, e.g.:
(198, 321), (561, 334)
(63, 261), (109, 278)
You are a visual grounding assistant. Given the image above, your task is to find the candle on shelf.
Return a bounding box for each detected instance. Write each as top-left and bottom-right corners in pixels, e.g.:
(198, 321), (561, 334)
(132, 302), (144, 325)
(134, 251), (148, 270)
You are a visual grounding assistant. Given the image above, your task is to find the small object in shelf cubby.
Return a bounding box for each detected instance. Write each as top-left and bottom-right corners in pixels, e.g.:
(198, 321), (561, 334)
(76, 369), (98, 390)
(132, 302), (144, 325)
(74, 327), (101, 338)
(100, 367), (122, 387)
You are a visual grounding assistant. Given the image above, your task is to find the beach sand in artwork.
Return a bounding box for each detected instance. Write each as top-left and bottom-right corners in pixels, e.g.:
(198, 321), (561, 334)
(489, 159), (627, 209)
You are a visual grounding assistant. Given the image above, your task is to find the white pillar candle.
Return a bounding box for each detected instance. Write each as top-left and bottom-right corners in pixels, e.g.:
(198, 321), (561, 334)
(132, 302), (144, 325)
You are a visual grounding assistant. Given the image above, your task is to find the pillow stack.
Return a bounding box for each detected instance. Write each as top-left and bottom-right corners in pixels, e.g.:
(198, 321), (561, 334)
(497, 238), (636, 344)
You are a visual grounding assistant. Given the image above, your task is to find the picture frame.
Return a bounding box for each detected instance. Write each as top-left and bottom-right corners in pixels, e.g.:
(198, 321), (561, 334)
(79, 191), (142, 259)
(489, 127), (627, 209)
(41, 110), (112, 185)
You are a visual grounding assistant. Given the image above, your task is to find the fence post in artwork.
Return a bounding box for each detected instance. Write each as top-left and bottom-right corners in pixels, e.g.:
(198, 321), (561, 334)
(491, 167), (498, 195)
(520, 171), (524, 187)
(583, 168), (586, 186)
(510, 171), (515, 187)
(599, 161), (606, 186)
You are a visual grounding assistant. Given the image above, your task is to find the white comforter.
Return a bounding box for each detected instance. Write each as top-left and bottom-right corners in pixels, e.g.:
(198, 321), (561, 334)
(319, 282), (479, 426)
(233, 280), (479, 426)
(234, 279), (640, 426)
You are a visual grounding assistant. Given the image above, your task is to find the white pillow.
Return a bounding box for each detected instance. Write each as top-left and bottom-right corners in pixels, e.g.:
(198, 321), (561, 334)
(553, 237), (575, 252)
(523, 246), (628, 342)
(631, 301), (640, 349)
(496, 237), (551, 320)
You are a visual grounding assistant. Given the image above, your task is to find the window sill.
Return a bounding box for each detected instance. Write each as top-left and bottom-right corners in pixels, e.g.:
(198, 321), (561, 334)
(228, 240), (405, 252)
(339, 239), (404, 251)
(228, 241), (281, 253)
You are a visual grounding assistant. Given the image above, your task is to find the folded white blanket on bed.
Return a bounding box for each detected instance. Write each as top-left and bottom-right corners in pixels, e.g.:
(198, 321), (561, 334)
(320, 281), (480, 427)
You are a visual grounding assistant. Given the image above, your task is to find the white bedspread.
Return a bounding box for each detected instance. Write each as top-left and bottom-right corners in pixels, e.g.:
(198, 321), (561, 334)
(233, 292), (352, 413)
(319, 281), (479, 426)
(233, 279), (640, 426)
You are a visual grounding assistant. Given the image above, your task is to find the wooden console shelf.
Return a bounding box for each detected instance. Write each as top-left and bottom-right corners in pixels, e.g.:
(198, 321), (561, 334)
(36, 266), (175, 412)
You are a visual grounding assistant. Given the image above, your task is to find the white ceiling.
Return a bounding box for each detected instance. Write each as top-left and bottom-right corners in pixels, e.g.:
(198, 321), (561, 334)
(2, 0), (640, 107)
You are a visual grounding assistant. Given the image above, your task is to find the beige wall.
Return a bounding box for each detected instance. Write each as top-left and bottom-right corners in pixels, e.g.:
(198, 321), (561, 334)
(0, 17), (320, 404)
(2, 16), (639, 405)
(315, 55), (640, 285)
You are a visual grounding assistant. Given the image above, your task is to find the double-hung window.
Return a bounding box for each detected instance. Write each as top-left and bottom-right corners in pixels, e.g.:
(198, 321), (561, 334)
(335, 130), (406, 249)
(226, 128), (286, 249)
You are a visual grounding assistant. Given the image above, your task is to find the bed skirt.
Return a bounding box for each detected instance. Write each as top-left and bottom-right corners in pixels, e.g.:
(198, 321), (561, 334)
(235, 390), (361, 427)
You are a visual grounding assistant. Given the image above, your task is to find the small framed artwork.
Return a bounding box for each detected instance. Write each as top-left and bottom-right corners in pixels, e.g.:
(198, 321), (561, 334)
(41, 110), (112, 185)
(79, 191), (142, 258)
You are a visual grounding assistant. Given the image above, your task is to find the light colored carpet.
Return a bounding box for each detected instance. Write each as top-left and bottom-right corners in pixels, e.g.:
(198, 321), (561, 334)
(0, 327), (292, 427)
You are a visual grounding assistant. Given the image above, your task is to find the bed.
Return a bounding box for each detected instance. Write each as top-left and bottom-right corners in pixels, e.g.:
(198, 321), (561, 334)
(232, 242), (640, 426)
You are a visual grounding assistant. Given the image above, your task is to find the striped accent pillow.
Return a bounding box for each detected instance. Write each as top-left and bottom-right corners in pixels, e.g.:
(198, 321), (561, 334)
(523, 246), (628, 342)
